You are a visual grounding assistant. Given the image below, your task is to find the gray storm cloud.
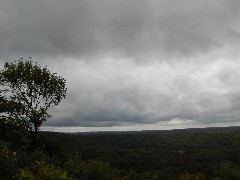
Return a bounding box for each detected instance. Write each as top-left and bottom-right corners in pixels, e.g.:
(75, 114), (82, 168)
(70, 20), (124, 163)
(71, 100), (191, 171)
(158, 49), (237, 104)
(1, 0), (240, 129)
(1, 0), (240, 59)
(46, 56), (240, 127)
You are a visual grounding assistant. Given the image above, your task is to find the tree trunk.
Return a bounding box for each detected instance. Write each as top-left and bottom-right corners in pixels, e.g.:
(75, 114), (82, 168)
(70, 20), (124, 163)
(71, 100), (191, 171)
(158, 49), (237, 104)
(30, 126), (38, 152)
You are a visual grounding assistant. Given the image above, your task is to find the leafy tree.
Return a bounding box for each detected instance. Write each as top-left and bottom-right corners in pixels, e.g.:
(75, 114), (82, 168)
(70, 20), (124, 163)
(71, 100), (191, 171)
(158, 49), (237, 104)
(1, 70), (27, 146)
(0, 59), (67, 149)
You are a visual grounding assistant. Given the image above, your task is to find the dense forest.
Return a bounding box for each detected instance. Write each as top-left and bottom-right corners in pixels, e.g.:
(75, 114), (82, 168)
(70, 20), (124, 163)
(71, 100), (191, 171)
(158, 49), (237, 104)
(2, 125), (240, 179)
(43, 127), (240, 179)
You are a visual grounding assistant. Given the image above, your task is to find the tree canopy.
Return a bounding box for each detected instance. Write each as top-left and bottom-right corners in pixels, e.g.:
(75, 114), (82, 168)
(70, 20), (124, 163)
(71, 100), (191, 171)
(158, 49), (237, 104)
(0, 59), (67, 144)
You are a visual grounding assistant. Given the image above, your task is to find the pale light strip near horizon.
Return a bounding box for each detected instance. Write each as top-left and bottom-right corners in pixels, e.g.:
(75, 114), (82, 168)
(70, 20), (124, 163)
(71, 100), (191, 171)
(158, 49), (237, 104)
(41, 121), (240, 133)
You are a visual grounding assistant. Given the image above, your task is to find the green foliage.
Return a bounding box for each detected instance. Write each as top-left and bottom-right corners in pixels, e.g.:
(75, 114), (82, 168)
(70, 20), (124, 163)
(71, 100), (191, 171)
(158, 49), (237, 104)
(0, 141), (17, 179)
(0, 59), (67, 133)
(215, 161), (240, 179)
(65, 155), (122, 180)
(0, 139), (122, 179)
(17, 169), (35, 179)
(140, 171), (161, 180)
(82, 160), (119, 180)
(1, 117), (31, 150)
(65, 155), (85, 178)
(28, 161), (69, 179)
(17, 161), (71, 180)
(180, 172), (205, 180)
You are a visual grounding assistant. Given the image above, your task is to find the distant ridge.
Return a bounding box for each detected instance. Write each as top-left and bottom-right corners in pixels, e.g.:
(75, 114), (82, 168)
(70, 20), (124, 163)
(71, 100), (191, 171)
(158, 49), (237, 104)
(69, 126), (240, 135)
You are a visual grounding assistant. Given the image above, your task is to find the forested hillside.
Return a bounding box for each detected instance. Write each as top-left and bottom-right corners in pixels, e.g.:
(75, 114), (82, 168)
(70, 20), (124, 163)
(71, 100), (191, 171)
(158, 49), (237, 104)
(1, 126), (240, 179)
(39, 126), (240, 179)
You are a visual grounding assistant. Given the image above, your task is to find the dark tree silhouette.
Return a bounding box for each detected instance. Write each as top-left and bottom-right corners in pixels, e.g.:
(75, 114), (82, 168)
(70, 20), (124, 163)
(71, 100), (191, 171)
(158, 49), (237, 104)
(0, 59), (67, 149)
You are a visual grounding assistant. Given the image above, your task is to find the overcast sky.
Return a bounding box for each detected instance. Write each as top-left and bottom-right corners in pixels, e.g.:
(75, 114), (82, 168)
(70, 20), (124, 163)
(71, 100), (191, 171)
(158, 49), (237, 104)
(1, 0), (240, 132)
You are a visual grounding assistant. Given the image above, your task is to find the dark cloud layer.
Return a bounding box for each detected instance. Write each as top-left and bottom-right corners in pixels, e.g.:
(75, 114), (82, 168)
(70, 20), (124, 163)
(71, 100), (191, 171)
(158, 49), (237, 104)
(1, 0), (240, 60)
(1, 0), (240, 130)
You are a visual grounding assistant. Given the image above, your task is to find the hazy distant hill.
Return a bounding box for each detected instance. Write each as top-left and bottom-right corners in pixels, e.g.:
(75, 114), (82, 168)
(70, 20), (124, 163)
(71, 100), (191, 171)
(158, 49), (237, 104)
(71, 126), (240, 135)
